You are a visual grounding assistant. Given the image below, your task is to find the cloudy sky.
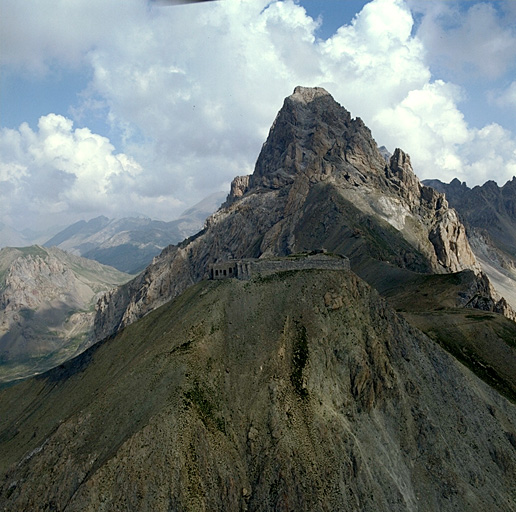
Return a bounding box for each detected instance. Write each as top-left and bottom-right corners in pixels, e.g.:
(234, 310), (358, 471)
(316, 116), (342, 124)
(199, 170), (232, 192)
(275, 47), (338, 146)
(1, 0), (516, 234)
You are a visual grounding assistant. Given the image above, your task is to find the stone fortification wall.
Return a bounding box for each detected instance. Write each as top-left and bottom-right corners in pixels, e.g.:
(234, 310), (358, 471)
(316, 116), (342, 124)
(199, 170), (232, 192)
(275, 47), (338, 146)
(210, 254), (350, 280)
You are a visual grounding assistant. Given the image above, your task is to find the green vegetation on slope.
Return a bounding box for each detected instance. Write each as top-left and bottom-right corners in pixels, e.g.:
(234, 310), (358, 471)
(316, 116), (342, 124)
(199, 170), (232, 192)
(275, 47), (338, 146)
(404, 310), (516, 403)
(377, 268), (516, 403)
(1, 269), (515, 511)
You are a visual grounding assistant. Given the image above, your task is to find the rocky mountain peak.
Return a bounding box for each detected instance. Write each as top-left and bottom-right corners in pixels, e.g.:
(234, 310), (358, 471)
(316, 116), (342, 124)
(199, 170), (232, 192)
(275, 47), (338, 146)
(389, 147), (413, 174)
(449, 177), (466, 188)
(249, 86), (385, 191)
(94, 87), (486, 342)
(386, 148), (420, 204)
(290, 85), (331, 104)
(386, 148), (447, 210)
(224, 175), (251, 207)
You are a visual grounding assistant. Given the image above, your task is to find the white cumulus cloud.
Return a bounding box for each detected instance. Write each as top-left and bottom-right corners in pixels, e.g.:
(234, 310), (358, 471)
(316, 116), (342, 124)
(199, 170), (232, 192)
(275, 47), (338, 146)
(410, 0), (516, 80)
(492, 81), (516, 111)
(0, 115), (167, 230)
(2, 0), (516, 233)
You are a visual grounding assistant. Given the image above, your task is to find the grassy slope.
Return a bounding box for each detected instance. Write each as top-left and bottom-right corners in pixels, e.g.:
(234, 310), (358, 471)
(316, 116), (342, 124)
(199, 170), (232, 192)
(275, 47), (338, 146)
(0, 269), (515, 511)
(372, 265), (516, 403)
(287, 182), (516, 402)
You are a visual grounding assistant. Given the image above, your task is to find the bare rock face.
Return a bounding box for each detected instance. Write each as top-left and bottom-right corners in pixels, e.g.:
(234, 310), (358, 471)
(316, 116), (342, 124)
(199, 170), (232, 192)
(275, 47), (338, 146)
(94, 86), (483, 341)
(423, 177), (516, 259)
(429, 209), (477, 272)
(457, 270), (516, 321)
(224, 175), (251, 205)
(250, 86), (385, 191)
(387, 148), (421, 206)
(385, 149), (477, 272)
(423, 177), (516, 310)
(2, 253), (86, 312)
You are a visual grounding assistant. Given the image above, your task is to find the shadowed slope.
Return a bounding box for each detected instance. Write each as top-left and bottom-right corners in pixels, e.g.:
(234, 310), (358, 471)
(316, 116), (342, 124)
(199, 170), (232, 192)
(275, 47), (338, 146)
(1, 269), (515, 511)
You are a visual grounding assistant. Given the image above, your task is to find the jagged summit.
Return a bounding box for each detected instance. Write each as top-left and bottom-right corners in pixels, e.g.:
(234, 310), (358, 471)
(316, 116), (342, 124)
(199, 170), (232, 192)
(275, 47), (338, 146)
(94, 87), (483, 342)
(290, 85), (331, 103)
(232, 88), (450, 226)
(249, 86), (384, 191)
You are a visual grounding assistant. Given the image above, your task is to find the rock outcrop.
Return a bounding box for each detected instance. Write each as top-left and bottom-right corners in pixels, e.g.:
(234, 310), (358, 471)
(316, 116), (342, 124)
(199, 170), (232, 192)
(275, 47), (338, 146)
(94, 86), (483, 341)
(225, 175), (250, 205)
(423, 177), (516, 309)
(385, 149), (476, 272)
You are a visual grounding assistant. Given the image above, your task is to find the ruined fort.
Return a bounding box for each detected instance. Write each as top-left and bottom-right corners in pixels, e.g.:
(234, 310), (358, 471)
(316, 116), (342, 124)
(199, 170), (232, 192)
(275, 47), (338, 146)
(209, 252), (350, 280)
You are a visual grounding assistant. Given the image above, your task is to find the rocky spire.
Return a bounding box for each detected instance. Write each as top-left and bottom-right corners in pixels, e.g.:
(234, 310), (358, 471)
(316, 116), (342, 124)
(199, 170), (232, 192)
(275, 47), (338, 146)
(248, 86), (386, 190)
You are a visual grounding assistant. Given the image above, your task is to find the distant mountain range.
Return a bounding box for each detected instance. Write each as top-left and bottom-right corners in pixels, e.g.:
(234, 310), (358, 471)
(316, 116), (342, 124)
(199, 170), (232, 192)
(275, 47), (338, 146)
(44, 215), (183, 275)
(42, 191), (226, 274)
(1, 192), (226, 275)
(0, 222), (61, 248)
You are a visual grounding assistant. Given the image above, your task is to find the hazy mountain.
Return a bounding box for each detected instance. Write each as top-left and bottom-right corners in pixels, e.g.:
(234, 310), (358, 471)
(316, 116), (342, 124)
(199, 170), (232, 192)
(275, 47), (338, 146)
(0, 246), (131, 382)
(173, 191), (228, 236)
(44, 215), (181, 275)
(43, 192), (226, 274)
(423, 178), (516, 309)
(1, 87), (516, 510)
(0, 223), (66, 249)
(0, 223), (29, 248)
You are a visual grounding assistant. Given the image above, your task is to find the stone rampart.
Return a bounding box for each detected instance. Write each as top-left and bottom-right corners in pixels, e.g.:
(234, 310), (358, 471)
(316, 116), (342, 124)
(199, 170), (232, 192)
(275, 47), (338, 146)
(210, 253), (350, 280)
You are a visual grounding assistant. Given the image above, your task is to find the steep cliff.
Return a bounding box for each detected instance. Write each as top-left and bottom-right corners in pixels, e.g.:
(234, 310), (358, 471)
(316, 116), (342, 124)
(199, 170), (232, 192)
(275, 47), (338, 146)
(423, 177), (516, 259)
(94, 86), (481, 342)
(423, 177), (516, 309)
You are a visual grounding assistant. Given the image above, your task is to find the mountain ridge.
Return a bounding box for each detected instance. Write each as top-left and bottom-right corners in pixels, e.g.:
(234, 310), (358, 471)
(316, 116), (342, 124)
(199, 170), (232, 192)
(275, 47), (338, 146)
(93, 86), (484, 342)
(41, 192), (225, 274)
(423, 177), (516, 309)
(1, 269), (516, 510)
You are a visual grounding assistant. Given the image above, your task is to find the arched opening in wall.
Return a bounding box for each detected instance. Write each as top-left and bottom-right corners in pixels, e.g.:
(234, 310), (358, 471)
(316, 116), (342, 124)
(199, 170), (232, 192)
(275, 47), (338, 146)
(223, 269), (227, 276)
